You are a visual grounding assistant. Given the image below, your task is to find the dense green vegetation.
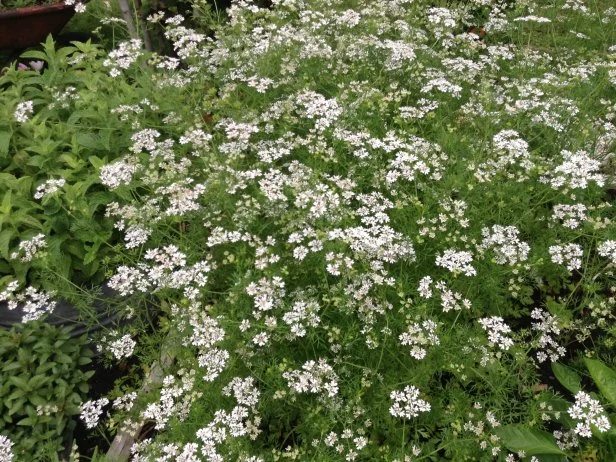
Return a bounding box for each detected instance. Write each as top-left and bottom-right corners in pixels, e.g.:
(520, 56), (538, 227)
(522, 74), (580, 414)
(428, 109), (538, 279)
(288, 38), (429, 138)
(1, 0), (616, 460)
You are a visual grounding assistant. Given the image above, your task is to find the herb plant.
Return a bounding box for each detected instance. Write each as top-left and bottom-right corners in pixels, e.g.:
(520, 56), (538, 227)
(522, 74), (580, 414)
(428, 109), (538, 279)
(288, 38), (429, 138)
(0, 322), (93, 460)
(2, 0), (616, 460)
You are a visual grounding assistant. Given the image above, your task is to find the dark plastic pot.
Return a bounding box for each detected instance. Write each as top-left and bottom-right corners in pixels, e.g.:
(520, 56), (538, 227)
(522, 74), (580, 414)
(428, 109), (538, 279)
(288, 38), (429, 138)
(0, 2), (75, 50)
(0, 283), (119, 337)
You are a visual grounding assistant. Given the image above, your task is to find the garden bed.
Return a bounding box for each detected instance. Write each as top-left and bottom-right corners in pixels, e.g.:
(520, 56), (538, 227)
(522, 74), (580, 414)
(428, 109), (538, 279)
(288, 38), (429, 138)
(1, 0), (616, 461)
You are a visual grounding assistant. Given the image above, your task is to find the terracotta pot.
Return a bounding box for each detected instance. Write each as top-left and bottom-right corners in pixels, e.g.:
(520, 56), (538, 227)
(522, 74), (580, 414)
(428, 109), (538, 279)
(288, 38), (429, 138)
(0, 2), (75, 50)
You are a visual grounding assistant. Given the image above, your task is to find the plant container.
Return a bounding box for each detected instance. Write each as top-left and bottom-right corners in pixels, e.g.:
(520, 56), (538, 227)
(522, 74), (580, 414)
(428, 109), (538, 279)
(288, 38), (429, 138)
(0, 2), (75, 50)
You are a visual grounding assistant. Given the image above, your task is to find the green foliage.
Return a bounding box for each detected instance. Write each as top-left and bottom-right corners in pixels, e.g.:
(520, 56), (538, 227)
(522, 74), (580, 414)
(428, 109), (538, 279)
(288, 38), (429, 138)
(551, 362), (582, 395)
(2, 0), (616, 460)
(585, 359), (616, 409)
(495, 425), (566, 457)
(0, 37), (151, 294)
(0, 322), (93, 460)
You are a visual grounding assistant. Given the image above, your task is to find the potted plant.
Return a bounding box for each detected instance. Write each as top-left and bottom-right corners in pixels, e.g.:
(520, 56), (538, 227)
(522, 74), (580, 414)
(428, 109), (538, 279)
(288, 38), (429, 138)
(0, 0), (82, 50)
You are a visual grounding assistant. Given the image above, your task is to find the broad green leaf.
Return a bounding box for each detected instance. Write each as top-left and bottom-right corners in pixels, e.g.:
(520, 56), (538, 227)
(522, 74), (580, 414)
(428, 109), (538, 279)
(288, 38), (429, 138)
(10, 211), (44, 230)
(99, 128), (113, 150)
(28, 395), (47, 407)
(585, 358), (616, 407)
(0, 190), (11, 214)
(8, 398), (26, 416)
(76, 132), (104, 151)
(551, 362), (582, 394)
(16, 416), (37, 426)
(2, 362), (22, 372)
(15, 176), (33, 197)
(7, 388), (26, 401)
(0, 173), (17, 187)
(59, 152), (85, 170)
(607, 429), (616, 455)
(88, 155), (107, 169)
(0, 131), (11, 156)
(19, 50), (48, 62)
(494, 425), (565, 456)
(0, 228), (13, 259)
(67, 110), (104, 125)
(8, 376), (30, 391)
(27, 374), (48, 389)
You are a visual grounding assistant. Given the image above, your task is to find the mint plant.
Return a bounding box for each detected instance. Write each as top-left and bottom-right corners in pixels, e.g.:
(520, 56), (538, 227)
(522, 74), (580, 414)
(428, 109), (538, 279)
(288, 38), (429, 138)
(0, 322), (93, 460)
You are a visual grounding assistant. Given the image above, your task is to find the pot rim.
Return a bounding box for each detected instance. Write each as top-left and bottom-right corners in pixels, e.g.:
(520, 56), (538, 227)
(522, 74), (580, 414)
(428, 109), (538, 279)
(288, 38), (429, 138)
(0, 1), (72, 20)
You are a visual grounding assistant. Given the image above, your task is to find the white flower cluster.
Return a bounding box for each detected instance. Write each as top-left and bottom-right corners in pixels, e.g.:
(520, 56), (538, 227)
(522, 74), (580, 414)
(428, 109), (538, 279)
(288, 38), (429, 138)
(198, 348), (230, 382)
(399, 98), (439, 119)
(132, 441), (202, 462)
(193, 374), (262, 461)
(0, 435), (13, 462)
(123, 225), (151, 249)
(553, 429), (579, 451)
(171, 302), (229, 382)
(293, 91), (342, 131)
(323, 428), (369, 461)
(113, 392), (138, 412)
(436, 249), (476, 276)
(552, 204), (588, 229)
(426, 7), (456, 38)
(182, 305), (225, 350)
(222, 377), (260, 408)
(14, 100), (33, 123)
(282, 299), (321, 339)
(99, 160), (139, 190)
(142, 370), (199, 430)
(541, 150), (604, 190)
(103, 39), (143, 77)
(568, 391), (611, 437)
(421, 77), (463, 98)
(386, 135), (448, 185)
(325, 252), (354, 276)
(218, 119), (259, 145)
(152, 181), (206, 217)
(389, 385), (431, 419)
(195, 405), (261, 461)
(108, 246), (212, 296)
(164, 23), (207, 60)
(381, 39), (416, 70)
(246, 276), (286, 315)
(179, 128), (213, 149)
(34, 178), (66, 200)
(481, 225), (530, 265)
(531, 308), (566, 363)
(472, 130), (533, 182)
(10, 234), (46, 262)
(399, 320), (439, 359)
(63, 0), (86, 13)
(107, 334), (137, 360)
(0, 281), (57, 323)
(417, 277), (472, 312)
(332, 224), (416, 265)
(478, 317), (514, 351)
(513, 15), (552, 23)
(283, 359), (339, 398)
(597, 240), (616, 264)
(417, 276), (433, 298)
(80, 398), (109, 429)
(130, 128), (161, 153)
(549, 243), (583, 271)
